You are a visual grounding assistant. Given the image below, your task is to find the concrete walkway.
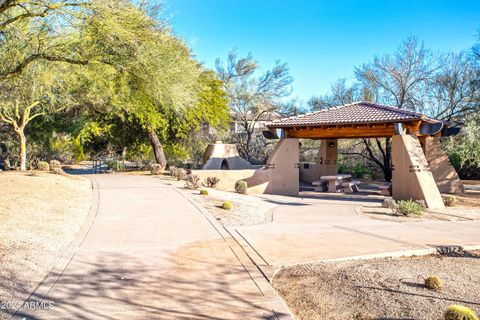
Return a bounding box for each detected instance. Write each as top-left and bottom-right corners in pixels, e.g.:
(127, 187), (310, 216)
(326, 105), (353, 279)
(15, 175), (291, 319)
(230, 196), (480, 278)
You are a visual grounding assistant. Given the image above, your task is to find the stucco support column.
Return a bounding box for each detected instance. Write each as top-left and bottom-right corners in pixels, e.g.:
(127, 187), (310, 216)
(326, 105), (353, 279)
(419, 136), (464, 194)
(318, 139), (338, 176)
(392, 134), (445, 209)
(264, 138), (299, 196)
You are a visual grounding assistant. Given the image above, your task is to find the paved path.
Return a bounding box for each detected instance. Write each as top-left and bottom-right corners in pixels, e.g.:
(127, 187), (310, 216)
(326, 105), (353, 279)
(231, 196), (480, 277)
(15, 175), (291, 319)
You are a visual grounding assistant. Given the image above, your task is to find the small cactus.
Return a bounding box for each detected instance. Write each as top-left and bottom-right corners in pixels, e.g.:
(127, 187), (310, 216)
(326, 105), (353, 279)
(444, 305), (478, 320)
(200, 189), (209, 195)
(206, 176), (220, 188)
(185, 174), (200, 189)
(424, 275), (442, 290)
(222, 201), (233, 210)
(234, 180), (247, 194)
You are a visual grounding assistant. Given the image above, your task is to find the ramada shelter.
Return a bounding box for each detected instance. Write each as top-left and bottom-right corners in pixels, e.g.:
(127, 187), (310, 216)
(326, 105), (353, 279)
(195, 101), (462, 210)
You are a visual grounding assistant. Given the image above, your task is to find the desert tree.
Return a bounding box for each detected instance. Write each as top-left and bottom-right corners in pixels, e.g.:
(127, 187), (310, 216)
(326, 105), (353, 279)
(67, 0), (207, 167)
(353, 37), (437, 181)
(356, 36), (437, 112)
(0, 62), (67, 170)
(216, 50), (292, 162)
(308, 78), (356, 110)
(0, 0), (93, 80)
(429, 52), (480, 122)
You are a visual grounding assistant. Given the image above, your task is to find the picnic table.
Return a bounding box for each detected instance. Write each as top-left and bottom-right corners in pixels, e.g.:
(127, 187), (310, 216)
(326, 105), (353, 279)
(320, 174), (352, 192)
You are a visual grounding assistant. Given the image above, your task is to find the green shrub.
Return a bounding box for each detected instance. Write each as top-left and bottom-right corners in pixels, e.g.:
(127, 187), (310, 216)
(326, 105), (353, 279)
(443, 195), (457, 207)
(37, 161), (50, 171)
(185, 174), (200, 189)
(352, 164), (372, 179)
(150, 163), (162, 175)
(395, 199), (424, 216)
(414, 199), (427, 209)
(106, 160), (125, 172)
(337, 163), (348, 174)
(444, 305), (478, 320)
(200, 189), (209, 195)
(424, 275), (442, 290)
(206, 176), (220, 188)
(235, 180), (247, 194)
(222, 201), (233, 210)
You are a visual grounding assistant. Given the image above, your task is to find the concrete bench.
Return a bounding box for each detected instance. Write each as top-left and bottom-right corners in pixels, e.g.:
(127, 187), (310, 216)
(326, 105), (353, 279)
(379, 183), (392, 196)
(312, 179), (329, 192)
(341, 180), (361, 193)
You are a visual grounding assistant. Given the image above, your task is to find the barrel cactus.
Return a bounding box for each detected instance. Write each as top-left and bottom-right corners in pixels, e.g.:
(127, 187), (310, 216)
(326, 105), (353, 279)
(222, 201), (233, 210)
(424, 275), (442, 290)
(444, 305), (478, 320)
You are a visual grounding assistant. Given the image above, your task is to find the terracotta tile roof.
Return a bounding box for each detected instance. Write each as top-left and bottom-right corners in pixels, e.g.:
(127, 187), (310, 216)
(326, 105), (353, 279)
(267, 101), (434, 128)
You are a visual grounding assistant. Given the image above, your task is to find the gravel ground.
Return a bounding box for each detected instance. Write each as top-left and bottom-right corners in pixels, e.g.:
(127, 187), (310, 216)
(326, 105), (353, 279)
(158, 175), (279, 226)
(273, 252), (480, 320)
(0, 171), (91, 319)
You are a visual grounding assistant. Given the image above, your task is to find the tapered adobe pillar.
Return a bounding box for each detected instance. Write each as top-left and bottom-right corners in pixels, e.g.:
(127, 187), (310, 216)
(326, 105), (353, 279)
(420, 136), (464, 194)
(264, 138), (300, 196)
(392, 134), (445, 209)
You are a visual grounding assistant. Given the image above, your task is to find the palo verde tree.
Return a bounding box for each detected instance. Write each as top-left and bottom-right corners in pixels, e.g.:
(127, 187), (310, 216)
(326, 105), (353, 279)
(67, 0), (215, 167)
(0, 0), (92, 80)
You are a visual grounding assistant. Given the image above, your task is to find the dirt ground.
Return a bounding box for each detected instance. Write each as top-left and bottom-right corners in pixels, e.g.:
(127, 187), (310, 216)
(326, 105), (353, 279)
(274, 251), (480, 320)
(0, 171), (91, 319)
(455, 191), (480, 207)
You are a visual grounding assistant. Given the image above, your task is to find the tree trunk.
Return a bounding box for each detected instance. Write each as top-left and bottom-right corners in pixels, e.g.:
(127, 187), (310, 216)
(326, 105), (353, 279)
(384, 138), (392, 182)
(16, 129), (27, 171)
(245, 130), (253, 163)
(363, 138), (393, 182)
(146, 126), (166, 168)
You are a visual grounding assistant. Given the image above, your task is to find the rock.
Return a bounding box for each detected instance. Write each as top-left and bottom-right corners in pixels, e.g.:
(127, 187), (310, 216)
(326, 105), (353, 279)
(382, 198), (397, 209)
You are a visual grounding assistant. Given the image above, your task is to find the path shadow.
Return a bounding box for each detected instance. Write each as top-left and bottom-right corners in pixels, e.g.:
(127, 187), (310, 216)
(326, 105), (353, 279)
(355, 285), (480, 306)
(8, 246), (288, 320)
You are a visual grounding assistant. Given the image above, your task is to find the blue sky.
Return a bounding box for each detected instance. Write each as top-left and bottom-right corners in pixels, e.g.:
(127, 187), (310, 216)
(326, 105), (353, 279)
(164, 0), (480, 102)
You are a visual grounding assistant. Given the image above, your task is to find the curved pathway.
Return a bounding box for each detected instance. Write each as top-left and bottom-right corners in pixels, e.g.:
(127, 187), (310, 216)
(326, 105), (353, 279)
(231, 195), (480, 274)
(15, 174), (291, 319)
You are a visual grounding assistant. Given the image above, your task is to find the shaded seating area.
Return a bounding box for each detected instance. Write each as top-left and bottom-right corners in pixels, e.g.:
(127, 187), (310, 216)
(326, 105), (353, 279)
(194, 101), (463, 209)
(265, 101), (463, 209)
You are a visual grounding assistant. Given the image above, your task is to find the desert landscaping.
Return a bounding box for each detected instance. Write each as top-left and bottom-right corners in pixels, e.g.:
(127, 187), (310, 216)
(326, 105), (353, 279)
(274, 251), (480, 320)
(1, 1), (480, 319)
(0, 171), (91, 319)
